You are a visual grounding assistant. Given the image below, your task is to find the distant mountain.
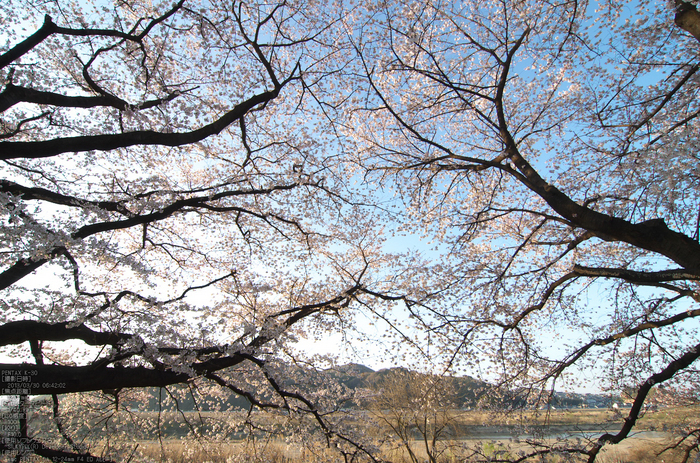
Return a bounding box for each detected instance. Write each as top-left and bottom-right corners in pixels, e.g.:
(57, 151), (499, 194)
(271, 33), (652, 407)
(119, 363), (603, 412)
(333, 363), (375, 375)
(323, 364), (492, 408)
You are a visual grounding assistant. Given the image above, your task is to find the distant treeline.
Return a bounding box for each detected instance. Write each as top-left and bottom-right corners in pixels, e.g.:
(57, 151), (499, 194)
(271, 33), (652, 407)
(114, 364), (612, 412)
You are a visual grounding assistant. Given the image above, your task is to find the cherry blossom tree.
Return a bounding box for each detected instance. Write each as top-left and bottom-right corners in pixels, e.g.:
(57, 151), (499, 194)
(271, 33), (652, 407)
(0, 0), (400, 461)
(334, 0), (700, 460)
(5, 0), (700, 461)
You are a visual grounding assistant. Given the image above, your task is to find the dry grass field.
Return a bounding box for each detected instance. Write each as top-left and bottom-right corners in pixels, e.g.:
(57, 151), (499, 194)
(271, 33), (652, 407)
(20, 406), (700, 462)
(130, 434), (692, 463)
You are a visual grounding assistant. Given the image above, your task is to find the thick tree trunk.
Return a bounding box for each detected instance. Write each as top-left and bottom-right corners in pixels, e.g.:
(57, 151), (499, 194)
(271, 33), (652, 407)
(675, 0), (700, 43)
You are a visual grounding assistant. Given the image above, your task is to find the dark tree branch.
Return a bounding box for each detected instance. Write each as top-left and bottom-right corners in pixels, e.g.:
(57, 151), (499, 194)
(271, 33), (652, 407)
(0, 1), (185, 70)
(0, 286), (363, 394)
(0, 179), (134, 216)
(505, 98), (700, 274)
(0, 182), (301, 291)
(629, 63), (700, 134)
(0, 88), (280, 160)
(573, 264), (700, 284)
(0, 320), (130, 348)
(0, 83), (191, 113)
(586, 341), (700, 462)
(547, 307), (700, 383)
(0, 361), (222, 395)
(51, 394), (81, 453)
(0, 111), (50, 139)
